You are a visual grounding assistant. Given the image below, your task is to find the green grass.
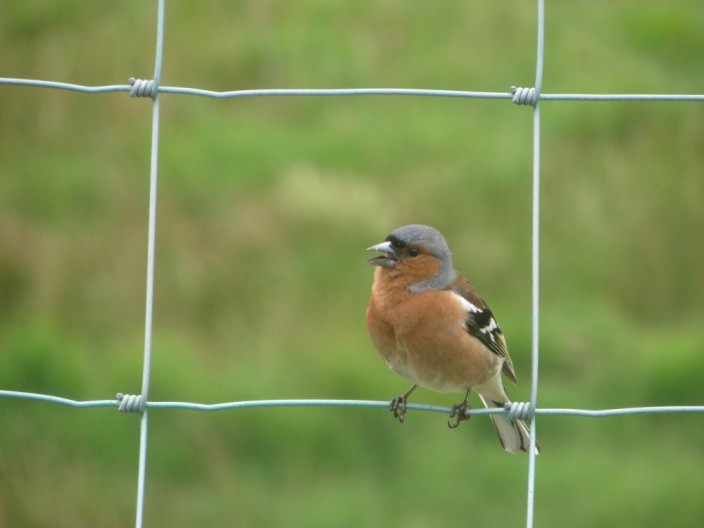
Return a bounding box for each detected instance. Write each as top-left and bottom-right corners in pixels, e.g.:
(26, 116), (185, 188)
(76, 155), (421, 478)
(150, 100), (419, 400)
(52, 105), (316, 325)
(2, 1), (704, 527)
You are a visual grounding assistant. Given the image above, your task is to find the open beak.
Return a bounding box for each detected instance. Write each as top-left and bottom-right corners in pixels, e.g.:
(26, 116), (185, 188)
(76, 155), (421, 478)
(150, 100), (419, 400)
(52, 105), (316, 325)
(366, 241), (397, 268)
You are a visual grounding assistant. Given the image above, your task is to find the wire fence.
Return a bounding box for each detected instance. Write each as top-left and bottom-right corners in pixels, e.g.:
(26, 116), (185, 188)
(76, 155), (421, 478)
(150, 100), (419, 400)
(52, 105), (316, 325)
(2, 1), (703, 527)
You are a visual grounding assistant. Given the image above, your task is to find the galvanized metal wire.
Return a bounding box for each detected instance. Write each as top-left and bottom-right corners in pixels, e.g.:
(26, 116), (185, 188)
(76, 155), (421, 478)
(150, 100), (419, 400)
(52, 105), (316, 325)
(3, 390), (703, 417)
(526, 3), (545, 524)
(3, 77), (704, 102)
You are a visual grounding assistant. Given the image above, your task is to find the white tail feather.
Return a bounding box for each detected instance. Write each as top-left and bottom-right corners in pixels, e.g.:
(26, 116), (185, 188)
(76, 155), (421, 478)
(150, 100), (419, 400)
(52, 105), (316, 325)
(477, 395), (539, 454)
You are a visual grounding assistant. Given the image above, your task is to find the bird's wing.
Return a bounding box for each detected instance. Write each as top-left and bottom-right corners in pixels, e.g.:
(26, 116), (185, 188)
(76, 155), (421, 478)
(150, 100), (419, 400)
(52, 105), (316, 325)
(449, 275), (517, 384)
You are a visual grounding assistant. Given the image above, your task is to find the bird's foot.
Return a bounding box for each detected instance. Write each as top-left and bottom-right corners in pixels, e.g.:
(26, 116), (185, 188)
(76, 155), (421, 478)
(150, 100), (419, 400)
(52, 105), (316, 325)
(390, 395), (409, 423)
(448, 396), (471, 429)
(389, 385), (417, 423)
(448, 402), (470, 428)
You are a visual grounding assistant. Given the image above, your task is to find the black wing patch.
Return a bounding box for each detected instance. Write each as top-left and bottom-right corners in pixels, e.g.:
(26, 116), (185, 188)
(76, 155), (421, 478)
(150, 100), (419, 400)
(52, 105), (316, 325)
(449, 276), (517, 383)
(464, 306), (503, 356)
(463, 305), (517, 384)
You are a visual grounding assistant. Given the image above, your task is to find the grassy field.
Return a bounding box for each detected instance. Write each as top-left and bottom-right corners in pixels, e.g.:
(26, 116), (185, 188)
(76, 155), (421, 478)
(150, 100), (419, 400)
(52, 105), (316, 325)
(2, 1), (703, 527)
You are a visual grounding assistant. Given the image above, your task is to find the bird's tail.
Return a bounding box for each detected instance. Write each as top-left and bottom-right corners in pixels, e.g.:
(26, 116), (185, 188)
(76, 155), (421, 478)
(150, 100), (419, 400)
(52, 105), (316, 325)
(477, 395), (539, 454)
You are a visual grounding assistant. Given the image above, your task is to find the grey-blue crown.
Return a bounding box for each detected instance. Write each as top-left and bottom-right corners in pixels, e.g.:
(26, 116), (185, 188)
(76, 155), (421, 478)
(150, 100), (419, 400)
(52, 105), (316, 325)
(386, 225), (456, 292)
(387, 224), (453, 263)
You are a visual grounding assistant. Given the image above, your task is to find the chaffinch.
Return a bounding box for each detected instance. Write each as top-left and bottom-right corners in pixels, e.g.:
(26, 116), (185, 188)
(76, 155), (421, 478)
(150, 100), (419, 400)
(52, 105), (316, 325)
(366, 224), (539, 454)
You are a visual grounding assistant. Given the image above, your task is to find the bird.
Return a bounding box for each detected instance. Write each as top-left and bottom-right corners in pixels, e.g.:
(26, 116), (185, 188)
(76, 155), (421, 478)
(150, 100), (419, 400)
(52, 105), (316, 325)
(365, 224), (539, 454)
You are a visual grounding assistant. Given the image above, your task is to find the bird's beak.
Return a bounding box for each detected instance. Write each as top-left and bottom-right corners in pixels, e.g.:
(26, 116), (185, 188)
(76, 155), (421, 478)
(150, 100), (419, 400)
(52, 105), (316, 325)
(366, 241), (397, 268)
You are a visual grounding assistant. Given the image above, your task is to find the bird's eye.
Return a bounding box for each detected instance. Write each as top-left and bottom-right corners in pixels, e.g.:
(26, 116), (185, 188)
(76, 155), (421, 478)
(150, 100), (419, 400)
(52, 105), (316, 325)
(408, 248), (420, 257)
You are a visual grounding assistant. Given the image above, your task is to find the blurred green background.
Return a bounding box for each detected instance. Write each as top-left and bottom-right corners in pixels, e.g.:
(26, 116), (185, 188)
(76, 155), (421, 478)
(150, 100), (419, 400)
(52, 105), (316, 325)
(1, 1), (703, 526)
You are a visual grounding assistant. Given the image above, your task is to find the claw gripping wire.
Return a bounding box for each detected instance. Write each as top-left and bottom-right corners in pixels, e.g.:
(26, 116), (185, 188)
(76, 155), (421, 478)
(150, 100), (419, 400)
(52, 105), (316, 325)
(511, 86), (539, 107)
(505, 401), (535, 421)
(117, 393), (146, 413)
(129, 77), (158, 99)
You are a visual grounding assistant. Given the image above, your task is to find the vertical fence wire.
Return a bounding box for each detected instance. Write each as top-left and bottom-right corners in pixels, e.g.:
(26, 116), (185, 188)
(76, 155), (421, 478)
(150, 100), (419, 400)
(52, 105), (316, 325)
(134, 1), (166, 527)
(526, 1), (545, 526)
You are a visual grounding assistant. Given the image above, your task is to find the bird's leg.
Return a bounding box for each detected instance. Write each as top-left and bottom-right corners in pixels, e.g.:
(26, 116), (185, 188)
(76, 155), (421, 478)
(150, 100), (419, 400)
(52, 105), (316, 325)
(389, 384), (417, 423)
(448, 388), (472, 429)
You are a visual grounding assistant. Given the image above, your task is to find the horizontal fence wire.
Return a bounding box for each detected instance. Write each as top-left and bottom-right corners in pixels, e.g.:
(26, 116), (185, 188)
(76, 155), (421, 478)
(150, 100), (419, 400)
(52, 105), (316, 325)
(2, 391), (703, 417)
(3, 78), (704, 102)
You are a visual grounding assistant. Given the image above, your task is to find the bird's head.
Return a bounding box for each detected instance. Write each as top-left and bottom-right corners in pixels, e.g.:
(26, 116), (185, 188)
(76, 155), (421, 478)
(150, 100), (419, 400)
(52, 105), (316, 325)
(366, 224), (456, 292)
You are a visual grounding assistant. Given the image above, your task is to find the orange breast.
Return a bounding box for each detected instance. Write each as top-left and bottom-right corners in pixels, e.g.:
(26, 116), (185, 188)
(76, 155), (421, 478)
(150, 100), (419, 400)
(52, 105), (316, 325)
(366, 268), (501, 392)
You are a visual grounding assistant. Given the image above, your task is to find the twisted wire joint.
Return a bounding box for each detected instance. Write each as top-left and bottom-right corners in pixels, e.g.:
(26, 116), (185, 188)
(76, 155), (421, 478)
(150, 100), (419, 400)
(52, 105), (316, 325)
(117, 393), (146, 413)
(505, 401), (535, 421)
(511, 86), (539, 107)
(129, 77), (158, 99)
